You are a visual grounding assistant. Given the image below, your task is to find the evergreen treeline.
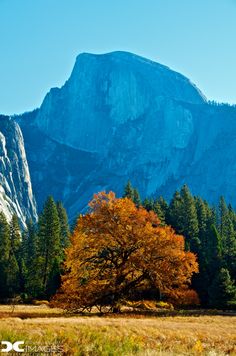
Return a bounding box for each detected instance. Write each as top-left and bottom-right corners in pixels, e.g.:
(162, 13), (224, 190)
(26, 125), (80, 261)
(1, 183), (236, 309)
(124, 181), (236, 308)
(0, 197), (70, 301)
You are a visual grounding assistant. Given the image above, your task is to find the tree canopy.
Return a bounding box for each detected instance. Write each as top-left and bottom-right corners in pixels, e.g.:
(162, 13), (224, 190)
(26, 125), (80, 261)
(54, 192), (198, 312)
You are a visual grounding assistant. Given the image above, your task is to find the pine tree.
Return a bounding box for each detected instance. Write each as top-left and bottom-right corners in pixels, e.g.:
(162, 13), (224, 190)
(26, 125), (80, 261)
(56, 202), (70, 250)
(196, 223), (223, 306)
(205, 206), (218, 266)
(38, 196), (61, 297)
(195, 198), (207, 252)
(46, 258), (61, 297)
(222, 223), (236, 281)
(208, 268), (236, 308)
(22, 220), (43, 298)
(25, 258), (44, 298)
(218, 196), (228, 240)
(168, 190), (183, 231)
(228, 204), (236, 230)
(5, 215), (21, 296)
(143, 198), (154, 212)
(153, 196), (169, 224)
(133, 188), (142, 207)
(143, 198), (149, 211)
(193, 199), (212, 304)
(9, 214), (21, 258)
(0, 212), (10, 264)
(25, 219), (38, 265)
(180, 185), (200, 253)
(0, 212), (10, 297)
(158, 196), (169, 222)
(153, 200), (165, 223)
(123, 181), (134, 200)
(5, 254), (20, 296)
(18, 257), (28, 297)
(206, 224), (222, 276)
(218, 197), (236, 280)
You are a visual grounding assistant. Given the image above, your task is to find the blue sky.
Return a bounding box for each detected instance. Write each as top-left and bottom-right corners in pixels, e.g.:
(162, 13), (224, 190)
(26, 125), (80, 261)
(1, 0), (236, 115)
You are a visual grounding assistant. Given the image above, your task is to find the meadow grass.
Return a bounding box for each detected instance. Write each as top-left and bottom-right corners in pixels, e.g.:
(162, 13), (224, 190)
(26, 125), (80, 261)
(0, 305), (235, 355)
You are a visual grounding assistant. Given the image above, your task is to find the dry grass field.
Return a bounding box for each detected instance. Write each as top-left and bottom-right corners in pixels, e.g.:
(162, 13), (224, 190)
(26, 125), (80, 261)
(0, 305), (235, 355)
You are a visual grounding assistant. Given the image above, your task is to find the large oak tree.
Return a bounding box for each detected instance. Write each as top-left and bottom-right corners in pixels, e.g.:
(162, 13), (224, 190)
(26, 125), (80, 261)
(54, 192), (198, 312)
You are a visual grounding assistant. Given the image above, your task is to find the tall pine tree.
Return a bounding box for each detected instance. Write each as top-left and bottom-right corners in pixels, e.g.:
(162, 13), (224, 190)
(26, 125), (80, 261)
(56, 202), (70, 250)
(123, 181), (134, 200)
(5, 215), (21, 296)
(180, 185), (200, 253)
(208, 268), (236, 309)
(23, 220), (42, 298)
(38, 196), (61, 297)
(133, 189), (142, 207)
(0, 212), (10, 298)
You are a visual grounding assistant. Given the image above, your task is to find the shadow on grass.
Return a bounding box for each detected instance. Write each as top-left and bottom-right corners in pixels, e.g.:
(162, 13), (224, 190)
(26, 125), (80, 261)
(1, 308), (235, 320)
(107, 308), (236, 318)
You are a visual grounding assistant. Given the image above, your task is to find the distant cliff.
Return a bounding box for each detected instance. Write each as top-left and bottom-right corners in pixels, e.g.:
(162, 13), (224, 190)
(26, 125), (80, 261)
(0, 116), (37, 226)
(12, 51), (236, 220)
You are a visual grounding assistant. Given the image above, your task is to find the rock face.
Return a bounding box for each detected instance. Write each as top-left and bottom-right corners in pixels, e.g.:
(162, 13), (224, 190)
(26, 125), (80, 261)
(16, 51), (236, 219)
(0, 116), (37, 226)
(34, 52), (205, 152)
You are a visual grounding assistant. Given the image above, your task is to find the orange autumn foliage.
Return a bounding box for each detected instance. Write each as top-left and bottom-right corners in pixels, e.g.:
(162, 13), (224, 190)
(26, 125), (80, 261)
(53, 192), (199, 311)
(164, 288), (200, 307)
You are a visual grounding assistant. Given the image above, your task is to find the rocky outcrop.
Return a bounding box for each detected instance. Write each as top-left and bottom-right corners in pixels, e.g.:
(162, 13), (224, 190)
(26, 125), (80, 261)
(0, 116), (37, 226)
(16, 52), (236, 220)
